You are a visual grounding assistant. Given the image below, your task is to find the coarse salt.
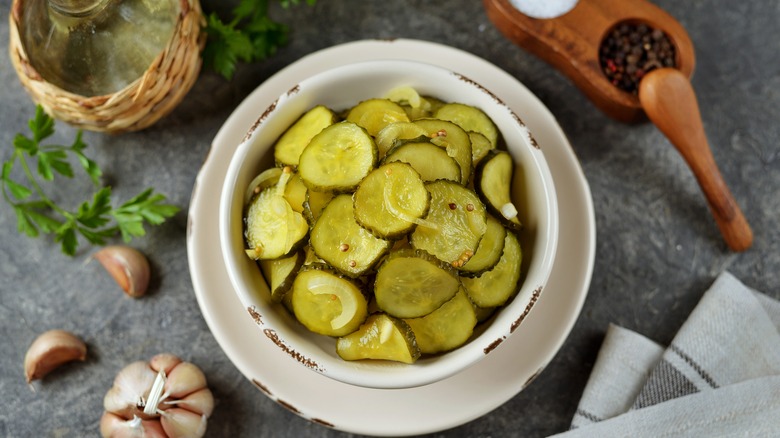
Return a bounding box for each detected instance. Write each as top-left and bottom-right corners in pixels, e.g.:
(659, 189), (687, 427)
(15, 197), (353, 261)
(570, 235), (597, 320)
(509, 0), (579, 19)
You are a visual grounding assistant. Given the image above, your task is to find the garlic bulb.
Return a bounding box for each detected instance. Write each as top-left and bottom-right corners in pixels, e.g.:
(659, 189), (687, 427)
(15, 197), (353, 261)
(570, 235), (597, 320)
(101, 354), (214, 438)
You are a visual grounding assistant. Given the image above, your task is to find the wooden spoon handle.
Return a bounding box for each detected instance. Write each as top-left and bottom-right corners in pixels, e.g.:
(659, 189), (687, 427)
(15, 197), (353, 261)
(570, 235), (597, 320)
(639, 68), (753, 251)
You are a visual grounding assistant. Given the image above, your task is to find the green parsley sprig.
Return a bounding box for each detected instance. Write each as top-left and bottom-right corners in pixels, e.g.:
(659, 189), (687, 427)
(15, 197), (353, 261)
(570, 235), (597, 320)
(1, 106), (180, 256)
(203, 0), (316, 80)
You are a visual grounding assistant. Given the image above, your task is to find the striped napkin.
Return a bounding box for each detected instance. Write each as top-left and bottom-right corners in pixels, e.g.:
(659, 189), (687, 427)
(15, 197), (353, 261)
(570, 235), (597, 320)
(553, 271), (780, 437)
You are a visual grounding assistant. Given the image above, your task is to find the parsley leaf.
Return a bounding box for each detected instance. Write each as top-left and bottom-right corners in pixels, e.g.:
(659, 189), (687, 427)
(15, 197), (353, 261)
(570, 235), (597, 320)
(1, 106), (180, 256)
(203, 0), (316, 80)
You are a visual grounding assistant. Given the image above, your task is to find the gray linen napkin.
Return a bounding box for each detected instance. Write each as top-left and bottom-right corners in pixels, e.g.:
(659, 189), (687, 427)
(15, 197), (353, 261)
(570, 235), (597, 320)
(555, 271), (780, 437)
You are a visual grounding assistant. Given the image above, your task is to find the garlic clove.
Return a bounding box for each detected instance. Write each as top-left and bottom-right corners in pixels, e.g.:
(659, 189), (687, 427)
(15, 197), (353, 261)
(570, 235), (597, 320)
(93, 245), (150, 298)
(149, 353), (182, 375)
(24, 329), (87, 383)
(103, 361), (157, 418)
(160, 408), (207, 438)
(164, 362), (207, 398)
(163, 388), (215, 417)
(100, 412), (167, 438)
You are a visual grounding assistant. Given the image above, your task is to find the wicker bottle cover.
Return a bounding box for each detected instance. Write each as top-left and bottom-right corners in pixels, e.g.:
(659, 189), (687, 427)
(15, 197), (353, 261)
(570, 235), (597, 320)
(9, 0), (206, 134)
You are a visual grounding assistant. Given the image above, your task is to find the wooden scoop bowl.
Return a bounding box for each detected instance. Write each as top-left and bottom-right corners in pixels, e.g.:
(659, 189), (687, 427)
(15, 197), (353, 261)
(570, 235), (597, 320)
(484, 0), (753, 251)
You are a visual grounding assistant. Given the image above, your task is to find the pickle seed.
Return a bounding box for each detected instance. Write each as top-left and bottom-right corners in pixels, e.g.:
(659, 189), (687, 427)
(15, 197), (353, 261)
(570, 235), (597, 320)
(466, 203), (475, 211)
(349, 260), (357, 268)
(448, 203), (457, 210)
(339, 243), (350, 252)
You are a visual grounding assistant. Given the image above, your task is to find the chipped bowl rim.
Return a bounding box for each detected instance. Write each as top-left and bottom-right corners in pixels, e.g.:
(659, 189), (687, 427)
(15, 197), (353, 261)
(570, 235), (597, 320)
(219, 59), (558, 389)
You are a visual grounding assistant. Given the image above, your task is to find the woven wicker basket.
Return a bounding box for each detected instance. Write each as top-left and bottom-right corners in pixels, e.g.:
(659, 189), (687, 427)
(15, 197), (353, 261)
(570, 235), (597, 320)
(9, 0), (206, 134)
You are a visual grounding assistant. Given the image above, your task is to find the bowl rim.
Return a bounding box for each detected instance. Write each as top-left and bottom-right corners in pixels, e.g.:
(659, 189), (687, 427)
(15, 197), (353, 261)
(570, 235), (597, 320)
(218, 59), (559, 389)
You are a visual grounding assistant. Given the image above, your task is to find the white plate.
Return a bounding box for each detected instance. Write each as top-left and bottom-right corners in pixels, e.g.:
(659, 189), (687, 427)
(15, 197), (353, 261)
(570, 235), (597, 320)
(187, 39), (595, 436)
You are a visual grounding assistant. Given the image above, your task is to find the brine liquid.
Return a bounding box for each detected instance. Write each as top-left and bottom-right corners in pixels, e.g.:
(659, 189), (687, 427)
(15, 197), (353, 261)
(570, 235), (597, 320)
(20, 0), (180, 97)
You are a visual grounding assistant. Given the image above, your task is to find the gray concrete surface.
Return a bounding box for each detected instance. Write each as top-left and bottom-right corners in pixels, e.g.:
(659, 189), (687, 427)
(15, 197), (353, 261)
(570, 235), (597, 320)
(2, 0), (779, 437)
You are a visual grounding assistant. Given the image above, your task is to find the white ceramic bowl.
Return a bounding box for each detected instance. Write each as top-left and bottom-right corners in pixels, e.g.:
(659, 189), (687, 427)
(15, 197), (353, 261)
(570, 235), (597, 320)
(219, 59), (558, 389)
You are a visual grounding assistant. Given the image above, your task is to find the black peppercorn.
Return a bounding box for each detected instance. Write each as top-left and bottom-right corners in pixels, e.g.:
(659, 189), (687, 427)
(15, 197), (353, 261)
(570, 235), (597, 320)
(599, 22), (677, 94)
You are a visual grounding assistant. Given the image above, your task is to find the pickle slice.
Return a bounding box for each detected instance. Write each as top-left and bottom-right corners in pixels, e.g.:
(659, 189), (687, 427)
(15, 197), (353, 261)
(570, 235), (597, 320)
(302, 244), (324, 266)
(274, 105), (337, 167)
(434, 102), (499, 148)
(336, 313), (421, 364)
(374, 249), (460, 319)
(385, 88), (445, 121)
(310, 194), (391, 277)
(409, 95), (446, 120)
(469, 131), (496, 168)
(404, 288), (477, 354)
(244, 167), (282, 205)
(383, 86), (423, 109)
(353, 162), (430, 239)
(244, 169), (309, 260)
(459, 214), (506, 277)
(298, 121), (377, 192)
(283, 172), (307, 214)
(414, 118), (473, 184)
(302, 188), (334, 226)
(461, 230), (523, 308)
(374, 122), (428, 157)
(473, 305), (497, 323)
(291, 265), (368, 337)
(410, 180), (487, 266)
(346, 98), (411, 137)
(474, 149), (522, 231)
(383, 140), (461, 182)
(259, 249), (304, 302)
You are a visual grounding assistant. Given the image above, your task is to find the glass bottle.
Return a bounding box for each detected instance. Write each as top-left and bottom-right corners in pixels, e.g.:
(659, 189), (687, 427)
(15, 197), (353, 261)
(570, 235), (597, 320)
(19, 0), (180, 97)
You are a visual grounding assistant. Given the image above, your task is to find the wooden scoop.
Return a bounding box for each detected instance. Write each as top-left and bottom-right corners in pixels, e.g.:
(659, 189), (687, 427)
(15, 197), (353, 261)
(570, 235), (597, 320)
(484, 0), (753, 251)
(639, 68), (752, 251)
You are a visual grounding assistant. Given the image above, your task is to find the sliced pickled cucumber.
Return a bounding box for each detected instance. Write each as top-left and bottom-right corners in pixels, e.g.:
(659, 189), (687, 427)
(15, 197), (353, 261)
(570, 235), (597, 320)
(274, 105), (337, 167)
(461, 230), (522, 308)
(302, 188), (334, 226)
(353, 162), (430, 239)
(404, 288), (477, 354)
(259, 249), (304, 302)
(474, 149), (522, 231)
(383, 140), (462, 182)
(409, 95), (446, 120)
(414, 119), (473, 184)
(459, 214), (506, 277)
(310, 194), (391, 277)
(245, 169), (309, 260)
(291, 265), (368, 337)
(410, 180), (487, 266)
(383, 86), (423, 109)
(473, 305), (497, 323)
(244, 167), (282, 205)
(374, 122), (428, 157)
(302, 244), (324, 266)
(434, 102), (499, 148)
(283, 172), (307, 213)
(346, 98), (410, 137)
(336, 313), (421, 364)
(374, 249), (460, 318)
(469, 131), (496, 168)
(387, 90), (446, 121)
(298, 121), (377, 192)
